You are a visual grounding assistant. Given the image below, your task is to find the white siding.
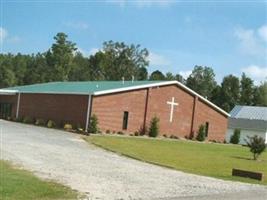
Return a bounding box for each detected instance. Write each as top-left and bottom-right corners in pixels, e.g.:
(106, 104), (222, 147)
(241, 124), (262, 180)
(226, 128), (267, 145)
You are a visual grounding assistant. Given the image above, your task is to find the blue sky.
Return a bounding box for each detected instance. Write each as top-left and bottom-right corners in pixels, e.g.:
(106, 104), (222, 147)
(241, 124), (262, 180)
(1, 0), (267, 84)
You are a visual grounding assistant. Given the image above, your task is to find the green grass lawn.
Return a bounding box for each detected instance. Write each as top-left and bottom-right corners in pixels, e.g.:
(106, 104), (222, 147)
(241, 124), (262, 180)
(86, 135), (267, 185)
(0, 160), (78, 200)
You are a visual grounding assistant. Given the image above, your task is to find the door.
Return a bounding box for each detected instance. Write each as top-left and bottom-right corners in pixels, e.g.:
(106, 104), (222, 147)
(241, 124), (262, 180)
(0, 103), (12, 119)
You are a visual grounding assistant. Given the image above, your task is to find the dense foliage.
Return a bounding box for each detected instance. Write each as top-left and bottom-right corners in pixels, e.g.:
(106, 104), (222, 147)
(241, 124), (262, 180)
(0, 32), (266, 112)
(148, 116), (159, 137)
(196, 124), (206, 141)
(89, 114), (98, 134)
(230, 129), (241, 144)
(246, 135), (266, 160)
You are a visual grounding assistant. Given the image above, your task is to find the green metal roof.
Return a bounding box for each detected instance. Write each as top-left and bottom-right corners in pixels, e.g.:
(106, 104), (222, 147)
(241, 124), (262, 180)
(4, 81), (165, 94)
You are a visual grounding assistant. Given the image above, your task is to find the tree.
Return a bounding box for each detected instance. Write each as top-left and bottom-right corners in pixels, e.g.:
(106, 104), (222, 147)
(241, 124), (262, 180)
(186, 66), (217, 99)
(213, 75), (240, 112)
(148, 116), (160, 137)
(90, 41), (149, 80)
(253, 81), (267, 106)
(149, 70), (165, 80)
(165, 72), (175, 80)
(246, 135), (266, 160)
(175, 74), (185, 84)
(46, 32), (77, 81)
(230, 129), (240, 144)
(240, 73), (254, 105)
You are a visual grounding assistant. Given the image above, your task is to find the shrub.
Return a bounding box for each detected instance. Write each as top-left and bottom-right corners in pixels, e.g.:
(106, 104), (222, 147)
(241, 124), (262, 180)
(35, 119), (46, 126)
(230, 129), (241, 144)
(134, 131), (139, 136)
(246, 135), (266, 160)
(163, 134), (167, 138)
(64, 124), (73, 130)
(23, 117), (34, 124)
(117, 131), (124, 135)
(88, 114), (98, 134)
(149, 116), (159, 137)
(196, 124), (206, 141)
(170, 135), (178, 139)
(138, 125), (147, 136)
(47, 120), (56, 128)
(106, 129), (111, 134)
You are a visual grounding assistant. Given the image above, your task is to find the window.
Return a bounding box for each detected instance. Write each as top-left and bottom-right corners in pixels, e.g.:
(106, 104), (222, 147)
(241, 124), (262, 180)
(122, 111), (129, 130)
(205, 122), (209, 137)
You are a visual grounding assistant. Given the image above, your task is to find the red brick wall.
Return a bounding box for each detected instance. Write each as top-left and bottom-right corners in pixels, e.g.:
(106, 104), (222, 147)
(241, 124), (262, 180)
(193, 99), (228, 141)
(0, 94), (18, 117)
(145, 85), (195, 137)
(92, 84), (228, 141)
(91, 89), (147, 133)
(18, 93), (88, 127)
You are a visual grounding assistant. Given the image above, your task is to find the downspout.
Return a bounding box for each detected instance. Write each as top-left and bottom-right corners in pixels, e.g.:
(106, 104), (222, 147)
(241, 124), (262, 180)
(85, 94), (92, 132)
(16, 92), (21, 119)
(190, 96), (198, 138)
(143, 88), (150, 134)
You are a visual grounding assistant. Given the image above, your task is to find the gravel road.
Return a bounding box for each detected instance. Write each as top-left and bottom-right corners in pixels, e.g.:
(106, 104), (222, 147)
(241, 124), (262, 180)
(1, 120), (266, 200)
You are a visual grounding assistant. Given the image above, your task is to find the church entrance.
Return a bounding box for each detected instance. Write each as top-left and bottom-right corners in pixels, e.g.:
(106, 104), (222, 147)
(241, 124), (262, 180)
(0, 103), (12, 119)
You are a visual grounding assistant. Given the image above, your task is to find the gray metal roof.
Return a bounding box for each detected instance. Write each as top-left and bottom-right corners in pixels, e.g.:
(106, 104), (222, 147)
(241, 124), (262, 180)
(228, 105), (267, 131)
(230, 105), (267, 121)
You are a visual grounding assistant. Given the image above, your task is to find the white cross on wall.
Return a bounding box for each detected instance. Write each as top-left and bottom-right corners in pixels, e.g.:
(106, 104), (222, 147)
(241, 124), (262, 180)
(167, 97), (179, 122)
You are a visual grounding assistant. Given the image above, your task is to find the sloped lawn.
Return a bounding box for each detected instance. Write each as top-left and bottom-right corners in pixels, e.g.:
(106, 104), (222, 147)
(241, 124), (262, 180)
(86, 135), (267, 185)
(0, 160), (78, 200)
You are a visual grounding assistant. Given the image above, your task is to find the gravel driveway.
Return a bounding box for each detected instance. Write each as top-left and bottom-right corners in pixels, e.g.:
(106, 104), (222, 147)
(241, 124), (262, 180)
(1, 120), (267, 200)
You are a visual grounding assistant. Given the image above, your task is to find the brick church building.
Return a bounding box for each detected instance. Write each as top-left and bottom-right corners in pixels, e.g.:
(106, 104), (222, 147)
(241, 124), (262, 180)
(0, 81), (229, 141)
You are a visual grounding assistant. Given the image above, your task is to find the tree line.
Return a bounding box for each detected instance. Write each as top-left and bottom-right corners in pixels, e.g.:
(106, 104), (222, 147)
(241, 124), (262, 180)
(0, 32), (266, 112)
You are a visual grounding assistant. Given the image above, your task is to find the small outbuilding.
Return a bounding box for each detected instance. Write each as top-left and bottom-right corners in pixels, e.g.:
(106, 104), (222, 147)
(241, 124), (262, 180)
(0, 81), (229, 141)
(226, 105), (267, 144)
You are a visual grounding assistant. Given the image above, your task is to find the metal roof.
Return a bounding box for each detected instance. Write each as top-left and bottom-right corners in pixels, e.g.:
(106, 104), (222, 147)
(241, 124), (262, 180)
(1, 81), (162, 94)
(228, 105), (267, 131)
(230, 105), (267, 121)
(0, 81), (229, 117)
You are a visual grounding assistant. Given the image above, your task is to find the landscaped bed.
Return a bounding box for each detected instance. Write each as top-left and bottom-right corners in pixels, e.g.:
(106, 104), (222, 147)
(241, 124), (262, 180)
(0, 160), (78, 200)
(86, 135), (267, 185)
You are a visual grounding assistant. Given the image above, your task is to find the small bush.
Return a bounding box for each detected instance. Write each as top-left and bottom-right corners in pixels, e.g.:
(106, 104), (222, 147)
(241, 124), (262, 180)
(64, 124), (73, 130)
(149, 116), (160, 137)
(230, 129), (241, 144)
(134, 131), (139, 136)
(35, 119), (46, 126)
(47, 120), (56, 128)
(117, 131), (124, 135)
(106, 130), (111, 134)
(163, 134), (167, 138)
(112, 130), (116, 134)
(170, 135), (178, 139)
(196, 124), (206, 141)
(23, 117), (34, 124)
(246, 135), (266, 160)
(138, 125), (147, 136)
(88, 114), (98, 134)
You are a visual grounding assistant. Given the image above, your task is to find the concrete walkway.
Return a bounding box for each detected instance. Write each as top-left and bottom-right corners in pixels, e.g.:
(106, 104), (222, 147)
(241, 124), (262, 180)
(1, 120), (266, 200)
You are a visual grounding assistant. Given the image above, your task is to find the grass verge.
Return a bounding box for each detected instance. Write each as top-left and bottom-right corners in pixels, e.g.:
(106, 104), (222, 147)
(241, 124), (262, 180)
(86, 135), (267, 185)
(0, 160), (78, 200)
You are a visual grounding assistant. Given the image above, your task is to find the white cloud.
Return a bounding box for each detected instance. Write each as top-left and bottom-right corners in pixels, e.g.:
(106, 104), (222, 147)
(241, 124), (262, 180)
(64, 21), (89, 30)
(258, 25), (267, 42)
(0, 27), (8, 44)
(179, 70), (192, 79)
(241, 65), (267, 84)
(107, 0), (174, 8)
(234, 27), (265, 57)
(148, 52), (170, 66)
